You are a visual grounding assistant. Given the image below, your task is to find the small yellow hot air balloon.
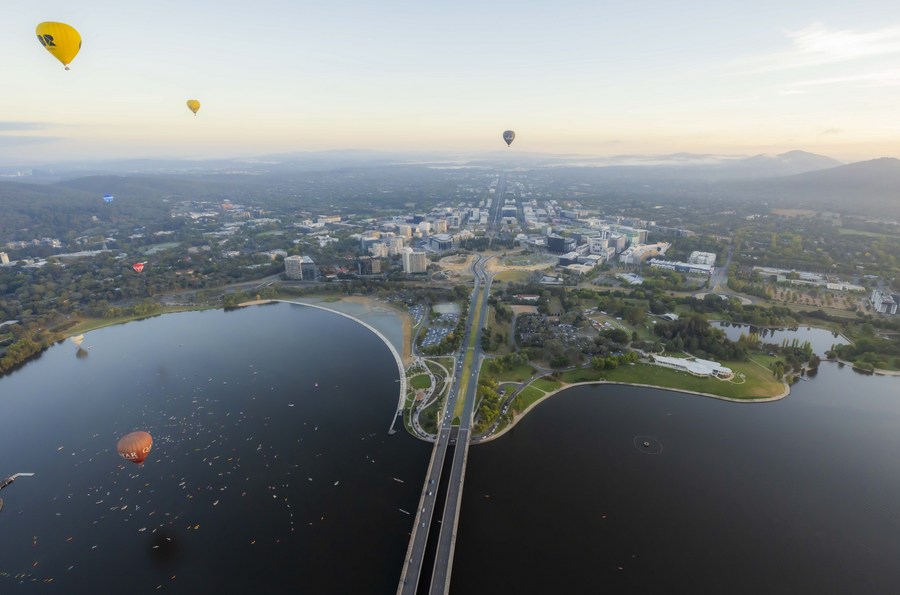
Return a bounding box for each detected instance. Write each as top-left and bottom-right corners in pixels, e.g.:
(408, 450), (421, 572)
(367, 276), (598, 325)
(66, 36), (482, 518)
(186, 100), (201, 116)
(36, 22), (82, 70)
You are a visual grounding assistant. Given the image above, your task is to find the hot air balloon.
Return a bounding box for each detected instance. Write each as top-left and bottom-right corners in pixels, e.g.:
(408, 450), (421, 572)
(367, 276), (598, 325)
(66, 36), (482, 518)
(502, 130), (515, 147)
(132, 262), (144, 273)
(36, 22), (82, 70)
(103, 194), (114, 203)
(186, 100), (201, 115)
(117, 431), (153, 465)
(70, 334), (85, 347)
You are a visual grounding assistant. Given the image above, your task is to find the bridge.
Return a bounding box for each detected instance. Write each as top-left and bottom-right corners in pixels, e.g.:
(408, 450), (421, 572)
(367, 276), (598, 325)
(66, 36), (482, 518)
(398, 176), (506, 594)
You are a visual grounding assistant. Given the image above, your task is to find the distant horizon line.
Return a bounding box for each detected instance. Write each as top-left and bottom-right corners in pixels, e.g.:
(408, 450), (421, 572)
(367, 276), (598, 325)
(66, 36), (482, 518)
(5, 147), (899, 169)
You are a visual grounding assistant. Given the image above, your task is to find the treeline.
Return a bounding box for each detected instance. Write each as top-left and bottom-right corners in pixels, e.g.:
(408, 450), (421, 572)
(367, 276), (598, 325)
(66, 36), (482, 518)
(829, 334), (900, 371)
(474, 375), (503, 433)
(653, 314), (747, 360)
(591, 350), (639, 370)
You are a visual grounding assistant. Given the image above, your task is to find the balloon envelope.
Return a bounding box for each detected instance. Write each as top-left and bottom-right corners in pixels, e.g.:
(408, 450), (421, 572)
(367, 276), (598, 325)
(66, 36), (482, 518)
(117, 431), (153, 464)
(132, 262), (144, 273)
(36, 22), (81, 69)
(502, 130), (516, 146)
(186, 100), (201, 115)
(103, 194), (114, 203)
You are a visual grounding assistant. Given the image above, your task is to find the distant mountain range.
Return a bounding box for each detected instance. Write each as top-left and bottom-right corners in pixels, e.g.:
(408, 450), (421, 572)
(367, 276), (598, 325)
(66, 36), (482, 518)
(731, 157), (900, 215)
(2, 150), (898, 217)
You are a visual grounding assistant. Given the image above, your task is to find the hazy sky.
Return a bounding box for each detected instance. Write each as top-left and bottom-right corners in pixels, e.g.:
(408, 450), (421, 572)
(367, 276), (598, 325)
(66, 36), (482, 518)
(4, 1), (900, 163)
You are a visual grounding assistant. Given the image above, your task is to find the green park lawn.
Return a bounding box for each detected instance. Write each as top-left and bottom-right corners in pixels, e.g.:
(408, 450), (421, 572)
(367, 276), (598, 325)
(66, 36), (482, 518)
(532, 377), (562, 392)
(575, 361), (783, 399)
(494, 270), (532, 283)
(483, 361), (537, 383)
(409, 374), (431, 390)
(510, 385), (546, 413)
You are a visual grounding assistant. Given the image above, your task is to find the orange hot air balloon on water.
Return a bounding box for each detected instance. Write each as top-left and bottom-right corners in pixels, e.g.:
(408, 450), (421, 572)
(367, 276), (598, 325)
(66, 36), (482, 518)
(117, 431), (153, 464)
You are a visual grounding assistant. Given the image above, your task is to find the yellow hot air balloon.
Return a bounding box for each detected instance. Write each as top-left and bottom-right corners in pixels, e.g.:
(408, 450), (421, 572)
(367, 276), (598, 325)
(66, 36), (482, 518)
(186, 100), (201, 116)
(36, 22), (81, 70)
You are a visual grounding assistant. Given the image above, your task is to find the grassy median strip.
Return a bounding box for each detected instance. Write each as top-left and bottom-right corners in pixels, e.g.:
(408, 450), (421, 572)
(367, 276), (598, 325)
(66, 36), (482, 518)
(454, 288), (486, 421)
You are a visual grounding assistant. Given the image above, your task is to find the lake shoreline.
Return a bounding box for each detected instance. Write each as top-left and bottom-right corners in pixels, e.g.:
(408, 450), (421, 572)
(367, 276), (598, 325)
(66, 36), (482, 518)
(478, 376), (791, 443)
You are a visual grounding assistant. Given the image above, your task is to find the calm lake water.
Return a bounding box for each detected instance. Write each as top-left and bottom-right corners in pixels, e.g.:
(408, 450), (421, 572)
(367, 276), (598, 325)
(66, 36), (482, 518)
(715, 321), (849, 355)
(0, 303), (430, 593)
(454, 362), (900, 594)
(3, 309), (898, 594)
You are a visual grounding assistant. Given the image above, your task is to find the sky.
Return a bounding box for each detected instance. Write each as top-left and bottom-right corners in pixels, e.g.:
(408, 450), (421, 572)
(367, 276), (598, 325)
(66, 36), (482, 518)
(3, 0), (900, 164)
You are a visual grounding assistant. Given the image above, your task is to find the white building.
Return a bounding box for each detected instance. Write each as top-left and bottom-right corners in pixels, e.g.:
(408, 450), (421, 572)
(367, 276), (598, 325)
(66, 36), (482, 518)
(402, 248), (428, 274)
(369, 243), (390, 258)
(653, 355), (732, 378)
(872, 290), (899, 315)
(689, 251), (717, 266)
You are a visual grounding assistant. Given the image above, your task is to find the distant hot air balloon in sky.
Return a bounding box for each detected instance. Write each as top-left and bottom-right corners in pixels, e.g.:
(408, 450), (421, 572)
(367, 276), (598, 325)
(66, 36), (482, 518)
(132, 262), (144, 273)
(186, 99), (201, 115)
(117, 431), (153, 465)
(103, 194), (114, 203)
(36, 22), (81, 70)
(502, 130), (515, 147)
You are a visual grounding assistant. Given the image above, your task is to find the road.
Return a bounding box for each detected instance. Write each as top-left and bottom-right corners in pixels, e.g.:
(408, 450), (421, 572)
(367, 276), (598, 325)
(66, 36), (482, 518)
(397, 257), (486, 594)
(397, 255), (493, 595)
(428, 255), (492, 595)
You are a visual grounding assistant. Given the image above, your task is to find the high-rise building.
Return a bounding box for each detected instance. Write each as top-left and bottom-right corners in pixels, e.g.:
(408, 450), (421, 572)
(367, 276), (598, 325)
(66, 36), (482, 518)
(369, 243), (389, 258)
(402, 248), (427, 274)
(547, 234), (575, 254)
(358, 256), (382, 275)
(284, 255), (318, 280)
(0, 252), (9, 265)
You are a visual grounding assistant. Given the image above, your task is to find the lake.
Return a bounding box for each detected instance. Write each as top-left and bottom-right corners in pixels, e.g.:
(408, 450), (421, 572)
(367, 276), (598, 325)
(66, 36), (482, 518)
(0, 303), (430, 593)
(3, 307), (898, 594)
(715, 321), (849, 355)
(454, 361), (900, 594)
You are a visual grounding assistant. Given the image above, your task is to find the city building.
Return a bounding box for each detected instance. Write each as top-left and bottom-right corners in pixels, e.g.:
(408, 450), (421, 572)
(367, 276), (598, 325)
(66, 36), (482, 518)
(358, 256), (382, 276)
(0, 252), (8, 265)
(872, 290), (899, 315)
(689, 251), (717, 266)
(369, 243), (390, 258)
(652, 355), (733, 378)
(648, 258), (713, 276)
(428, 234), (454, 252)
(284, 255), (318, 280)
(618, 242), (671, 266)
(402, 249), (428, 274)
(547, 234), (575, 254)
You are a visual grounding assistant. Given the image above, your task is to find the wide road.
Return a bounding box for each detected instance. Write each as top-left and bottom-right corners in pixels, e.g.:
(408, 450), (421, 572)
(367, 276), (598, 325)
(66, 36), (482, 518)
(429, 256), (492, 595)
(397, 259), (486, 595)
